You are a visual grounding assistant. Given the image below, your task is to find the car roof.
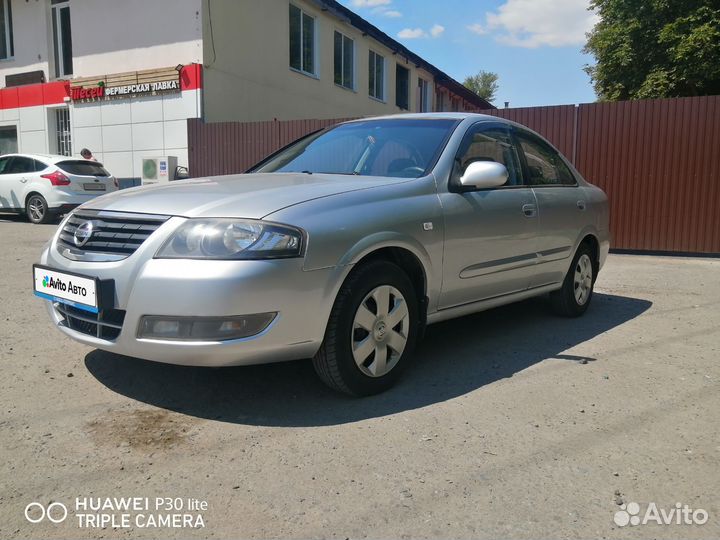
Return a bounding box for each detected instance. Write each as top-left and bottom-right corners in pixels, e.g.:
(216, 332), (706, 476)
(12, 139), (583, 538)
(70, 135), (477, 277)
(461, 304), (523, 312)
(0, 153), (95, 164)
(339, 112), (553, 143)
(0, 152), (83, 163)
(344, 112), (500, 122)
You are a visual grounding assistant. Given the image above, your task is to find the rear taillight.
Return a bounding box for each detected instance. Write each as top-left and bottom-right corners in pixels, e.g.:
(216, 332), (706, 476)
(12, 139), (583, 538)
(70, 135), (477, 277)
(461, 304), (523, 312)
(41, 170), (71, 186)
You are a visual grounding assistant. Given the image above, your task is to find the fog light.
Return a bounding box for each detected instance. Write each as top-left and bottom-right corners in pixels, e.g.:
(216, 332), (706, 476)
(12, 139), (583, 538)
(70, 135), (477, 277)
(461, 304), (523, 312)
(137, 313), (276, 341)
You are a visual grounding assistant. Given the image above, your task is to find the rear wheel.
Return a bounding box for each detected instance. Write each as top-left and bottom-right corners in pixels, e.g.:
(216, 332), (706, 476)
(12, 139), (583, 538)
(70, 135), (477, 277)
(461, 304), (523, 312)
(312, 261), (419, 396)
(550, 243), (596, 317)
(25, 194), (53, 224)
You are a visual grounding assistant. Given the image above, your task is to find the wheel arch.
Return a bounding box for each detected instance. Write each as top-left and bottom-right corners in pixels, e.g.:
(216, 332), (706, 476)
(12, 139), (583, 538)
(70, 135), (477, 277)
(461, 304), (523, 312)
(579, 232), (600, 275)
(24, 190), (45, 206)
(322, 236), (434, 333)
(353, 246), (428, 303)
(340, 234), (433, 299)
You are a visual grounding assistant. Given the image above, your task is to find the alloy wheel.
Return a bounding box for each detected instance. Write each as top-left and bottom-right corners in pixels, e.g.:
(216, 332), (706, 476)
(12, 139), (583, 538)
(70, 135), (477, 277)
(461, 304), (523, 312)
(27, 196), (46, 223)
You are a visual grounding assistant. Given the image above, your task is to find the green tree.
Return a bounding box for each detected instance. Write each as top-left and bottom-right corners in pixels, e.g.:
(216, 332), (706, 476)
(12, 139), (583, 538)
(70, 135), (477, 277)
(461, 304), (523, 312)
(463, 71), (499, 102)
(584, 0), (720, 100)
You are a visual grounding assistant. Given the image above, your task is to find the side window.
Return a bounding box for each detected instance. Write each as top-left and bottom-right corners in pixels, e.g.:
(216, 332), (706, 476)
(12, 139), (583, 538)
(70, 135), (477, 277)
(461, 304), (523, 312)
(34, 159), (48, 172)
(516, 133), (576, 186)
(0, 156), (11, 174)
(6, 156), (36, 174)
(454, 126), (523, 186)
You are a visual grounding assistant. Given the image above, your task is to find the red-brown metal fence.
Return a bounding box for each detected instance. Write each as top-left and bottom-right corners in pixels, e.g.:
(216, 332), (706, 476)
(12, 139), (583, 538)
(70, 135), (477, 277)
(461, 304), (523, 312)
(484, 97), (720, 254)
(188, 96), (720, 253)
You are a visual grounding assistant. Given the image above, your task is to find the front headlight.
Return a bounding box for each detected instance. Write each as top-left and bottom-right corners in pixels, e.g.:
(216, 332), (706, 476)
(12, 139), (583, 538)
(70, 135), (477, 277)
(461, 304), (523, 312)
(155, 219), (304, 260)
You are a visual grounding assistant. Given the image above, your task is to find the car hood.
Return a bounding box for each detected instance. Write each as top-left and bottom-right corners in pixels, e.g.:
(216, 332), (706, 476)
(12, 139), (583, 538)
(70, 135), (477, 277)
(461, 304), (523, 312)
(79, 173), (401, 219)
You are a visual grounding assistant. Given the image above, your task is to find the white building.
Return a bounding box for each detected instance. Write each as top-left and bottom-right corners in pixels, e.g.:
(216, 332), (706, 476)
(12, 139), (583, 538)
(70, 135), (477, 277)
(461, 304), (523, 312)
(0, 0), (490, 184)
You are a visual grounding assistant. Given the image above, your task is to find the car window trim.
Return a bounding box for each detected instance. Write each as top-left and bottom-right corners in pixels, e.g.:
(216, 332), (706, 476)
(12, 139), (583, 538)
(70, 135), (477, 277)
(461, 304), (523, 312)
(449, 120), (528, 193)
(422, 118), (463, 177)
(511, 127), (579, 188)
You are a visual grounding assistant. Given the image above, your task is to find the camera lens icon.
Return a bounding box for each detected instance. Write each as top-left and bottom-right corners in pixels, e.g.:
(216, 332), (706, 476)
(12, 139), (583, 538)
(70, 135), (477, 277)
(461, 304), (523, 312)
(25, 502), (68, 524)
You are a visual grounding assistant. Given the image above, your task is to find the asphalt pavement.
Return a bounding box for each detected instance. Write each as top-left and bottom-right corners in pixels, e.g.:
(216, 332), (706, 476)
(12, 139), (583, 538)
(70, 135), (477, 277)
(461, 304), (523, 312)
(1, 217), (718, 539)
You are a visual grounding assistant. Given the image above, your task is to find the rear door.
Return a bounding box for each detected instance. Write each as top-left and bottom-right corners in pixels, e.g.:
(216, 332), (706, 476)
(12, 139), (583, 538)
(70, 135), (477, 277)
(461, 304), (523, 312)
(438, 121), (539, 308)
(55, 160), (116, 193)
(513, 128), (585, 288)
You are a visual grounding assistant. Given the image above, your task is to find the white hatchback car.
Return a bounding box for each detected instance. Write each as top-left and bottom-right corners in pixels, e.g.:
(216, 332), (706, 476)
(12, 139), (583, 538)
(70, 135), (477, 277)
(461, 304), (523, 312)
(0, 153), (118, 223)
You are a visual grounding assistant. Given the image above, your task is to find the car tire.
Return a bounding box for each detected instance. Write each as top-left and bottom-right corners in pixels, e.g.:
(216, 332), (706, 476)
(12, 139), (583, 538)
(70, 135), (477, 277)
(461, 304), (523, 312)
(312, 260), (419, 396)
(550, 243), (596, 317)
(25, 194), (53, 224)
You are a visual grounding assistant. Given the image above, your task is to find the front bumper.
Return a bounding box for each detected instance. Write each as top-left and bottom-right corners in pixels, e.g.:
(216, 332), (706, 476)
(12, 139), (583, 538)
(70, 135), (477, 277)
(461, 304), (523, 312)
(39, 218), (343, 367)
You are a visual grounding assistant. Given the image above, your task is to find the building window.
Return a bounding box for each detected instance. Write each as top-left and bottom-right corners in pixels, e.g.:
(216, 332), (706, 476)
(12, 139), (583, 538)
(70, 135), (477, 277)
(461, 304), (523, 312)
(51, 0), (73, 77)
(395, 64), (409, 110)
(437, 91), (445, 112)
(0, 125), (17, 154)
(55, 108), (72, 157)
(333, 31), (354, 89)
(417, 78), (430, 112)
(368, 50), (384, 100)
(0, 0), (14, 60)
(289, 4), (315, 76)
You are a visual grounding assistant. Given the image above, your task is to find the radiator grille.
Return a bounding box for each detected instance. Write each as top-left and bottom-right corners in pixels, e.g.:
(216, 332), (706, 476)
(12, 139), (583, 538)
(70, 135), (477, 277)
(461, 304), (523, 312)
(57, 211), (169, 261)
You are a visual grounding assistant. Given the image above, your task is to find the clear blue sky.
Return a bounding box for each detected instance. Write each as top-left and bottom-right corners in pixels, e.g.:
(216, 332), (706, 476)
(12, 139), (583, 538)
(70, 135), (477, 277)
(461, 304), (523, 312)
(340, 0), (599, 108)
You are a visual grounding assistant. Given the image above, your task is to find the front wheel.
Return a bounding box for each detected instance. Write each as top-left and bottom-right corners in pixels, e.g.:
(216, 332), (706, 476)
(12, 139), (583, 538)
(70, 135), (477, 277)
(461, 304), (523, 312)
(312, 261), (419, 396)
(25, 194), (53, 224)
(550, 244), (596, 317)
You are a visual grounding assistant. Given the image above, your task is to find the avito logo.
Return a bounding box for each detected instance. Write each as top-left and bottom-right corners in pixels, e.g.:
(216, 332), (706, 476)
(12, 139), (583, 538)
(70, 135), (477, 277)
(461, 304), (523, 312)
(42, 276), (88, 297)
(614, 502), (709, 527)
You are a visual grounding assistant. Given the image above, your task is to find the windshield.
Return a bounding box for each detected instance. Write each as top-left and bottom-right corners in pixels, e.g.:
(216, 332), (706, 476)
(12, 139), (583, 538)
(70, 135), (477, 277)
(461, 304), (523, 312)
(254, 119), (458, 178)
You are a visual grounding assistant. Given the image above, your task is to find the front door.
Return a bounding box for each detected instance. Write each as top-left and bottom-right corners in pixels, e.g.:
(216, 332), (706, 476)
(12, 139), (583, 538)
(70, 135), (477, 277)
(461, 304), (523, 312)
(438, 122), (538, 309)
(0, 155), (20, 209)
(1, 156), (38, 210)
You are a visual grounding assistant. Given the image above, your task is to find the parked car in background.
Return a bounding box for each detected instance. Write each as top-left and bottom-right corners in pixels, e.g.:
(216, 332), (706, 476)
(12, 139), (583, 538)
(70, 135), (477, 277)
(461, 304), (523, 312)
(34, 114), (609, 396)
(0, 154), (117, 224)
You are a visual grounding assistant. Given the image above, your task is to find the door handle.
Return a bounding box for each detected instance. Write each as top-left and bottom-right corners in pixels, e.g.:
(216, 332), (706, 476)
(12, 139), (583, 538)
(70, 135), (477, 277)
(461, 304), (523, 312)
(577, 200), (586, 211)
(522, 204), (537, 218)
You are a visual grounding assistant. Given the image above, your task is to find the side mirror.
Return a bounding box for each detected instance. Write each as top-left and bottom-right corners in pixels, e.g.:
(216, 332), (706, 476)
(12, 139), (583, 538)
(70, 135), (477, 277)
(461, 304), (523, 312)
(459, 161), (508, 190)
(173, 166), (190, 181)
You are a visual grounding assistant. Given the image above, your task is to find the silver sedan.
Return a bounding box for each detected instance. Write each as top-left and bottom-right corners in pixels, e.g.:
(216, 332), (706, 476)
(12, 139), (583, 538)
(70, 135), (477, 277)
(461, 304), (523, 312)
(34, 114), (609, 396)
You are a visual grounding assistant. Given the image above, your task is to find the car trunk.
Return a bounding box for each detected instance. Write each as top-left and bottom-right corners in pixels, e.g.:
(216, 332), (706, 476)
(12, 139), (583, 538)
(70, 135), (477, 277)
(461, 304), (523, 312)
(56, 160), (116, 193)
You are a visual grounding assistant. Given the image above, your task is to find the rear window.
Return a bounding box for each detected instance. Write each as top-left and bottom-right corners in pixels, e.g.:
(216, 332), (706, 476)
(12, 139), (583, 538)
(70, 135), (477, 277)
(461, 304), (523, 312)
(57, 160), (110, 177)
